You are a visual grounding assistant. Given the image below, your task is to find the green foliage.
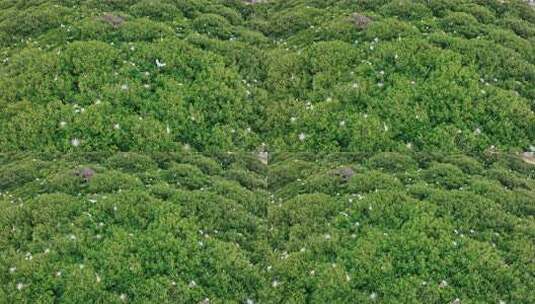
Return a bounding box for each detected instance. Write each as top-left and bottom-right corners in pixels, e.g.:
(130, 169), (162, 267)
(1, 0), (534, 152)
(118, 18), (175, 41)
(423, 162), (467, 190)
(459, 3), (496, 23)
(1, 152), (535, 302)
(440, 12), (483, 38)
(163, 163), (210, 189)
(0, 152), (270, 303)
(266, 6), (324, 37)
(367, 152), (418, 173)
(87, 170), (143, 192)
(0, 159), (45, 189)
(347, 170), (403, 193)
(192, 13), (234, 40)
(263, 152), (535, 303)
(363, 17), (420, 40)
(380, 0), (433, 21)
(106, 152), (158, 173)
(1, 0), (535, 301)
(129, 0), (183, 21)
(0, 3), (72, 46)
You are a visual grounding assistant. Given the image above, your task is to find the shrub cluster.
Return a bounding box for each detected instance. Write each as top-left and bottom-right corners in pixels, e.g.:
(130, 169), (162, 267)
(1, 0), (534, 302)
(2, 152), (533, 302)
(0, 0), (533, 152)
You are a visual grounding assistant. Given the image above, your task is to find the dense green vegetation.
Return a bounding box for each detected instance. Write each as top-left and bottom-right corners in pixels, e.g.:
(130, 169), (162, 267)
(1, 0), (534, 303)
(0, 152), (269, 303)
(267, 152), (535, 303)
(0, 152), (534, 302)
(0, 0), (534, 152)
